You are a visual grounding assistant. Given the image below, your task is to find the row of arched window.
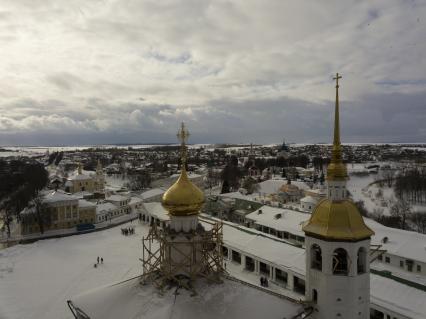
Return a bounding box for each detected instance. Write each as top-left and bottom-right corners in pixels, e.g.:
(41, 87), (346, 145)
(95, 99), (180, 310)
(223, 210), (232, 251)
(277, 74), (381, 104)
(311, 244), (366, 275)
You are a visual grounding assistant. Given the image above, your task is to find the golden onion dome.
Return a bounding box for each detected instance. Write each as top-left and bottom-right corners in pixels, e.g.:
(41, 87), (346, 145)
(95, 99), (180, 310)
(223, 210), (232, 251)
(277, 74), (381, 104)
(302, 199), (374, 241)
(162, 169), (205, 216)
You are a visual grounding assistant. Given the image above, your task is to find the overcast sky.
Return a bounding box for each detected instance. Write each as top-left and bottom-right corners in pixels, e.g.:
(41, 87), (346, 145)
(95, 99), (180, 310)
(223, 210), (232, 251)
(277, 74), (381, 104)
(0, 0), (425, 146)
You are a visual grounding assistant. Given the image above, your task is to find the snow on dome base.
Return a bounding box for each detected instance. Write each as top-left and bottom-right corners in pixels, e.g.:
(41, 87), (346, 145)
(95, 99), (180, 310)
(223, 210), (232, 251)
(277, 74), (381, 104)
(68, 276), (302, 319)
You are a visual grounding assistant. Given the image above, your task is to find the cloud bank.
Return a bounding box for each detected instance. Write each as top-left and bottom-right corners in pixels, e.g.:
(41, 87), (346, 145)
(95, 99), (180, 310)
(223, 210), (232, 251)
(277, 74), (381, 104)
(0, 0), (425, 145)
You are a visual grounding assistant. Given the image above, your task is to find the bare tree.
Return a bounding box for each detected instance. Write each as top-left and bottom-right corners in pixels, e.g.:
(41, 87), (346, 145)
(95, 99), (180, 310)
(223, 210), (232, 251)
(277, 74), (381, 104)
(410, 212), (426, 234)
(381, 169), (395, 188)
(0, 199), (12, 238)
(33, 193), (50, 234)
(390, 198), (411, 230)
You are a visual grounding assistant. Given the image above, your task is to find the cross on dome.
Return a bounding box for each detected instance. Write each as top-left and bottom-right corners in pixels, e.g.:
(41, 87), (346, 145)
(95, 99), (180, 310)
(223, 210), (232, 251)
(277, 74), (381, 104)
(177, 122), (190, 167)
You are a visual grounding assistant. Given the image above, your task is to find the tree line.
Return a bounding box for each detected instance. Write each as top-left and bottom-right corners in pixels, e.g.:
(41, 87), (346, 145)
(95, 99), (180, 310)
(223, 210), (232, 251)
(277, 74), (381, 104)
(394, 168), (426, 204)
(0, 159), (48, 237)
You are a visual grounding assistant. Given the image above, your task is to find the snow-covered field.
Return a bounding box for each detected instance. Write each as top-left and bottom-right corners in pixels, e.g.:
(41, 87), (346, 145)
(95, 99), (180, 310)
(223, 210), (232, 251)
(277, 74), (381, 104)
(0, 222), (143, 319)
(347, 168), (426, 217)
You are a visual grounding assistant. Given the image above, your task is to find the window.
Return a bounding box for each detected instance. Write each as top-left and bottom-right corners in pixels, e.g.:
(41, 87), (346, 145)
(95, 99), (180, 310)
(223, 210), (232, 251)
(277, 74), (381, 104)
(275, 268), (288, 284)
(400, 260), (404, 268)
(259, 262), (270, 275)
(312, 289), (318, 303)
(385, 256), (390, 263)
(378, 254), (383, 261)
(406, 260), (413, 272)
(245, 256), (255, 272)
(417, 265), (421, 272)
(357, 247), (366, 274)
(333, 248), (349, 275)
(232, 250), (241, 264)
(311, 244), (322, 271)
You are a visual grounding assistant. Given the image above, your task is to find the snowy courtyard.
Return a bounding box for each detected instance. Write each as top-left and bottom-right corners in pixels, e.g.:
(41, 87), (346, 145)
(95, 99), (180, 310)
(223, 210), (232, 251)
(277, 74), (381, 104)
(0, 222), (144, 319)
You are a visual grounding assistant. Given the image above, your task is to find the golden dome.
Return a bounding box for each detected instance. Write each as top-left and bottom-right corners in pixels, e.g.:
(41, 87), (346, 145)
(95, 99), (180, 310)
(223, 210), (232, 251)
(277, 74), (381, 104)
(161, 122), (204, 216)
(302, 199), (374, 241)
(162, 169), (205, 216)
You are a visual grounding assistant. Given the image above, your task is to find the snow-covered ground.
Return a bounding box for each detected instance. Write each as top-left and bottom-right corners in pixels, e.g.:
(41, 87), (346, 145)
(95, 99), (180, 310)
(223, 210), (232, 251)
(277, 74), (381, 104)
(0, 221), (143, 319)
(0, 221), (303, 319)
(347, 169), (426, 217)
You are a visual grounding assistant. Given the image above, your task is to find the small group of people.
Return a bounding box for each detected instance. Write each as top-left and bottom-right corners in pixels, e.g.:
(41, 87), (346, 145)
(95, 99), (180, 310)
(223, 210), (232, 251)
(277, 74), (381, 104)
(94, 256), (104, 268)
(260, 276), (269, 287)
(121, 227), (134, 236)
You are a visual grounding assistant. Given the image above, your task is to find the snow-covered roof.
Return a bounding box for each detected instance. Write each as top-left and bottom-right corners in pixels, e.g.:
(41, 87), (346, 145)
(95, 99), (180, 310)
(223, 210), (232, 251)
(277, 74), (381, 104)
(223, 223), (306, 274)
(69, 277), (301, 319)
(305, 188), (326, 195)
(142, 202), (169, 222)
(247, 205), (426, 264)
(255, 179), (309, 196)
(96, 202), (117, 214)
(106, 194), (129, 202)
(73, 191), (94, 199)
(219, 192), (258, 201)
(366, 218), (426, 263)
(129, 197), (143, 206)
(300, 196), (317, 204)
(43, 191), (79, 204)
(245, 206), (309, 237)
(78, 199), (96, 208)
(139, 188), (165, 200)
(371, 273), (426, 319)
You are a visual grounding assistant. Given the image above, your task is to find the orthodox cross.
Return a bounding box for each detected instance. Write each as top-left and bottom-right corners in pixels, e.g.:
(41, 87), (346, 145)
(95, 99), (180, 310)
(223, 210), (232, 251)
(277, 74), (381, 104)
(177, 122), (190, 167)
(333, 73), (342, 89)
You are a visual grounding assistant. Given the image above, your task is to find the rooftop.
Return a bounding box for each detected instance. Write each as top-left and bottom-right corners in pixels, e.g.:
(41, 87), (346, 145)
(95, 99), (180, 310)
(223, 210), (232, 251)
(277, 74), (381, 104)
(106, 195), (129, 202)
(246, 206), (309, 237)
(43, 191), (79, 204)
(69, 276), (301, 319)
(139, 188), (165, 200)
(142, 202), (169, 221)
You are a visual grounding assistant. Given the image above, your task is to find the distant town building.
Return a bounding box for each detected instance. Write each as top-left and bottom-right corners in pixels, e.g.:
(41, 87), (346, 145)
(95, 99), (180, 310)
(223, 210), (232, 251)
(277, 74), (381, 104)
(64, 162), (104, 194)
(21, 191), (96, 235)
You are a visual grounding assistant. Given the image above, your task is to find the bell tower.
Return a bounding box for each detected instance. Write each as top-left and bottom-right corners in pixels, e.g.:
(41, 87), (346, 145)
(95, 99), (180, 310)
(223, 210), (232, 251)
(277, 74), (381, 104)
(302, 74), (374, 319)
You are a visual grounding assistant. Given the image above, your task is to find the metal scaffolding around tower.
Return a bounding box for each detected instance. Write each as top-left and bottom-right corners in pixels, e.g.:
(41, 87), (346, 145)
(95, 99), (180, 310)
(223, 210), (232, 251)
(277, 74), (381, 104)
(141, 219), (224, 293)
(141, 123), (224, 294)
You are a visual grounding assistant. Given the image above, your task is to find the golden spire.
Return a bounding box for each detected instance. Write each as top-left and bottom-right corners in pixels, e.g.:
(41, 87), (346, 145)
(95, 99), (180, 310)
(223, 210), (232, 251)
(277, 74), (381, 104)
(302, 74), (374, 241)
(162, 123), (204, 216)
(327, 73), (348, 181)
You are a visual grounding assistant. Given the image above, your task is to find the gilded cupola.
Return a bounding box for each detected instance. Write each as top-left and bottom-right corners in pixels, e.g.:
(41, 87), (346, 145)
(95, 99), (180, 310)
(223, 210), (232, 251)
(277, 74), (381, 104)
(162, 123), (205, 216)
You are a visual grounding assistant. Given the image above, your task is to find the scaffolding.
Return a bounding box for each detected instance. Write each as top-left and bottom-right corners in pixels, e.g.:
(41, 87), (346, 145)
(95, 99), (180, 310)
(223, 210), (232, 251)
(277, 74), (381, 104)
(141, 220), (224, 293)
